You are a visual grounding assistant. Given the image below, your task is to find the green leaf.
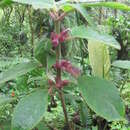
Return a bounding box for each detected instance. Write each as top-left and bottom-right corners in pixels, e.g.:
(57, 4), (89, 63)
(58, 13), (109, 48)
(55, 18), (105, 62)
(79, 102), (92, 127)
(36, 122), (49, 130)
(71, 26), (120, 49)
(59, 3), (94, 26)
(34, 38), (51, 67)
(59, 2), (130, 12)
(0, 94), (15, 106)
(0, 0), (12, 7)
(78, 76), (125, 121)
(12, 0), (55, 10)
(88, 41), (110, 78)
(12, 89), (48, 130)
(82, 2), (130, 11)
(112, 60), (130, 70)
(0, 61), (39, 84)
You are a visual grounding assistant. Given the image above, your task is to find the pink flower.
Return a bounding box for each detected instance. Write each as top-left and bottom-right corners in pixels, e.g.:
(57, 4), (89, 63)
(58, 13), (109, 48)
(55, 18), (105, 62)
(48, 79), (55, 86)
(66, 66), (81, 78)
(48, 78), (69, 89)
(51, 32), (59, 47)
(53, 60), (80, 78)
(61, 80), (69, 86)
(59, 29), (70, 43)
(50, 29), (70, 48)
(55, 77), (69, 89)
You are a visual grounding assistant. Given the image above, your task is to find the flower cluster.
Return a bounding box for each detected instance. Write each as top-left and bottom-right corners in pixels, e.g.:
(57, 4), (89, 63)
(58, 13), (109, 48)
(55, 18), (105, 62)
(48, 78), (69, 90)
(51, 29), (69, 47)
(53, 60), (80, 78)
(48, 60), (80, 90)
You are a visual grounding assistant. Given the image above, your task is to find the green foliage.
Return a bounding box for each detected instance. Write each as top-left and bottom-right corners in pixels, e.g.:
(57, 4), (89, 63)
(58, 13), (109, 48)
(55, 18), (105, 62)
(78, 76), (125, 121)
(12, 0), (55, 9)
(34, 38), (51, 67)
(112, 60), (130, 70)
(60, 3), (94, 26)
(12, 89), (48, 130)
(71, 26), (120, 49)
(0, 61), (39, 84)
(110, 121), (130, 130)
(59, 1), (130, 12)
(0, 0), (12, 8)
(88, 41), (110, 78)
(0, 0), (129, 129)
(79, 102), (92, 129)
(0, 94), (15, 106)
(82, 2), (130, 11)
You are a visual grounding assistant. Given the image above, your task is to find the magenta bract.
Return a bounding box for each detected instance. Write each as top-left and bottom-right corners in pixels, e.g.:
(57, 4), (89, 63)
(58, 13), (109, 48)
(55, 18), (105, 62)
(53, 60), (80, 78)
(50, 29), (69, 48)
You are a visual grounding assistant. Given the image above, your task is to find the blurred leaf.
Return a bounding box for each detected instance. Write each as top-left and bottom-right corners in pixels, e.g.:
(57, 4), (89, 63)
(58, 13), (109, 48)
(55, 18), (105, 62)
(0, 120), (11, 130)
(60, 3), (94, 26)
(0, 94), (15, 106)
(12, 89), (48, 130)
(59, 2), (130, 12)
(34, 38), (51, 67)
(92, 126), (98, 130)
(12, 0), (55, 9)
(79, 102), (92, 128)
(71, 26), (120, 49)
(0, 0), (12, 8)
(36, 122), (49, 130)
(82, 2), (130, 11)
(0, 61), (39, 84)
(88, 41), (110, 78)
(78, 76), (125, 121)
(112, 60), (130, 70)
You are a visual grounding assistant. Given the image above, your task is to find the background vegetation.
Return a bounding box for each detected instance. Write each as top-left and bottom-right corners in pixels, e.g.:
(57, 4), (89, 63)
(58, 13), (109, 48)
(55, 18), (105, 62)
(0, 0), (129, 130)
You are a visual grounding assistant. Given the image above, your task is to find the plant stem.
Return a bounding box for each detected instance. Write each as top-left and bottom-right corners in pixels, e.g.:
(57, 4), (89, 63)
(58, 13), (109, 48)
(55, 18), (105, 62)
(28, 6), (34, 57)
(55, 20), (71, 129)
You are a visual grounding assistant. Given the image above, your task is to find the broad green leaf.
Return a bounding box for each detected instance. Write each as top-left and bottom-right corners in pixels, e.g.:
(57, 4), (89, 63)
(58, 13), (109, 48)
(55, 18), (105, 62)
(59, 2), (130, 12)
(0, 94), (15, 106)
(82, 2), (130, 11)
(12, 89), (48, 130)
(34, 38), (51, 67)
(12, 0), (55, 10)
(0, 61), (39, 84)
(112, 60), (130, 70)
(78, 76), (125, 121)
(71, 26), (120, 49)
(59, 3), (94, 26)
(88, 41), (110, 78)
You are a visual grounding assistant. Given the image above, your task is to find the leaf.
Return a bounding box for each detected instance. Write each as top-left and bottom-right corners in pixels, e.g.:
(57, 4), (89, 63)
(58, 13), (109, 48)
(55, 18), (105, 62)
(71, 26), (120, 49)
(82, 2), (130, 11)
(78, 76), (125, 121)
(12, 0), (55, 10)
(59, 3), (94, 26)
(59, 2), (130, 12)
(0, 94), (15, 106)
(88, 41), (110, 78)
(0, 61), (39, 84)
(36, 122), (49, 130)
(34, 38), (51, 67)
(12, 89), (48, 130)
(0, 0), (12, 8)
(0, 120), (11, 130)
(112, 60), (130, 70)
(79, 102), (92, 127)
